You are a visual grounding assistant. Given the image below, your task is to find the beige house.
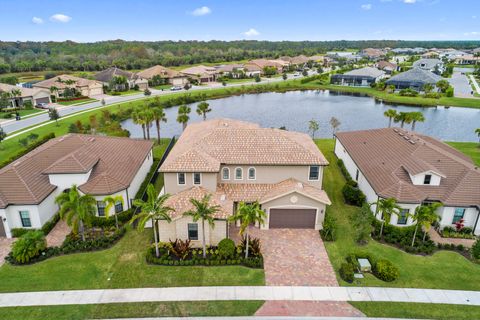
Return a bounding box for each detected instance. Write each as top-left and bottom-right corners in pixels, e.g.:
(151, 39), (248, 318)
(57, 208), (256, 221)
(0, 83), (50, 108)
(244, 59), (286, 74)
(33, 75), (104, 98)
(94, 67), (149, 91)
(158, 119), (331, 247)
(180, 65), (218, 83)
(137, 65), (189, 87)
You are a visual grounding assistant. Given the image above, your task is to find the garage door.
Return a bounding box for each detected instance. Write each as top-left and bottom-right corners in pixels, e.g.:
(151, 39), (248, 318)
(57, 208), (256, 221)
(269, 208), (316, 229)
(35, 97), (50, 105)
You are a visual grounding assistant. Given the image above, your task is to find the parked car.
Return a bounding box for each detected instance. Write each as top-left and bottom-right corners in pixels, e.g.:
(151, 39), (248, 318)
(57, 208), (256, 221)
(36, 102), (49, 109)
(170, 86), (182, 91)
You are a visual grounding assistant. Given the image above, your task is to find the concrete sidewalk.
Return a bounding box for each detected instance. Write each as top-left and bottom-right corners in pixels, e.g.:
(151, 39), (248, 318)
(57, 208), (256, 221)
(0, 286), (479, 308)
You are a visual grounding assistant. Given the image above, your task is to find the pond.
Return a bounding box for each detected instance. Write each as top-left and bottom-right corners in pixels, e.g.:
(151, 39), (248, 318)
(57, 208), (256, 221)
(121, 90), (480, 142)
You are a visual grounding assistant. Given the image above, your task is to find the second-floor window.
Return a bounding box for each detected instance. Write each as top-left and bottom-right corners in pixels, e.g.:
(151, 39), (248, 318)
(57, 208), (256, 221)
(193, 172), (201, 185)
(178, 172), (186, 185)
(235, 167), (243, 180)
(424, 174), (432, 185)
(309, 166), (320, 181)
(248, 167), (256, 180)
(222, 167), (230, 180)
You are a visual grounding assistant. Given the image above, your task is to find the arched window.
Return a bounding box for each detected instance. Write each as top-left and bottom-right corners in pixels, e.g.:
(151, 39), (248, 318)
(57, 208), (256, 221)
(248, 167), (256, 180)
(235, 167), (243, 180)
(222, 167), (230, 180)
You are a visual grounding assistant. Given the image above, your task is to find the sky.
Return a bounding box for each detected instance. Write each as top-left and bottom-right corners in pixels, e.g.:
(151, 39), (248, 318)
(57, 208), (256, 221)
(0, 0), (479, 42)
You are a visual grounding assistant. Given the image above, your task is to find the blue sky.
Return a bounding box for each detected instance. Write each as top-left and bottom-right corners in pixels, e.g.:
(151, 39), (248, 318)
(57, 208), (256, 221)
(1, 0), (479, 42)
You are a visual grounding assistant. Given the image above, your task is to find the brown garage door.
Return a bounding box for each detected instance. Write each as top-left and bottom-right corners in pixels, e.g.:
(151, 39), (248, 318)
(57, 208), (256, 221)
(269, 208), (316, 229)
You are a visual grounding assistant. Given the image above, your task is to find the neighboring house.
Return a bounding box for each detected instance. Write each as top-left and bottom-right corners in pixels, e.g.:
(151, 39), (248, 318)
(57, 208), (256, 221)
(243, 64), (262, 77)
(181, 65), (218, 83)
(386, 68), (443, 91)
(280, 55), (310, 68)
(360, 48), (386, 60)
(137, 65), (189, 87)
(375, 61), (399, 74)
(326, 52), (361, 62)
(439, 50), (469, 60)
(391, 48), (425, 55)
(335, 128), (480, 235)
(94, 67), (149, 91)
(422, 51), (440, 59)
(0, 135), (153, 238)
(330, 67), (386, 87)
(158, 119), (331, 246)
(244, 59), (285, 74)
(0, 83), (50, 108)
(215, 64), (246, 78)
(412, 59), (444, 74)
(33, 75), (104, 98)
(455, 55), (480, 65)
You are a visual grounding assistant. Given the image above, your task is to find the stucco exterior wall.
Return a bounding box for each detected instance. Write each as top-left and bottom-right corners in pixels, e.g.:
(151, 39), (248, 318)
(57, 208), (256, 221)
(126, 150), (154, 208)
(438, 206), (480, 235)
(157, 217), (227, 247)
(48, 171), (92, 190)
(409, 172), (441, 186)
(163, 172), (217, 194)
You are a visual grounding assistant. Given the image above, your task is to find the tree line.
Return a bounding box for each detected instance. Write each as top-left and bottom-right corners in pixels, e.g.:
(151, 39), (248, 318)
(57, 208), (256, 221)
(1, 40), (480, 74)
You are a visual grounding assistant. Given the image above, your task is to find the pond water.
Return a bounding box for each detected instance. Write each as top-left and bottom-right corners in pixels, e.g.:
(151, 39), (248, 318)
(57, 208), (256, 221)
(121, 90), (480, 142)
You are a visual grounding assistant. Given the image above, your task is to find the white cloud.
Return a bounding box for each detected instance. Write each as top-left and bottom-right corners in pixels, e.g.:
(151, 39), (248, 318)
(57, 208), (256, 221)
(464, 31), (480, 36)
(472, 15), (477, 19)
(32, 17), (44, 24)
(361, 4), (372, 10)
(243, 28), (260, 37)
(190, 6), (211, 16)
(404, 0), (417, 3)
(50, 14), (72, 23)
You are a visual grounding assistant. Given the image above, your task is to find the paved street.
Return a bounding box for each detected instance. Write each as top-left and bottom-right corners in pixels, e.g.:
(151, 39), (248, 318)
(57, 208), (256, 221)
(449, 68), (478, 98)
(101, 317), (417, 320)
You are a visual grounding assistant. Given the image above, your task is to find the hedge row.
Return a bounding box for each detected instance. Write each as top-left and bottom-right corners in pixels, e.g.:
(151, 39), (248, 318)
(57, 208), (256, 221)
(90, 209), (134, 228)
(337, 159), (366, 207)
(0, 133), (56, 169)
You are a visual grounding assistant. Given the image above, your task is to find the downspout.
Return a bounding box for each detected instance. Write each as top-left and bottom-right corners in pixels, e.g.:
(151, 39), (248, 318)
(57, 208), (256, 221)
(126, 188), (130, 210)
(473, 206), (480, 236)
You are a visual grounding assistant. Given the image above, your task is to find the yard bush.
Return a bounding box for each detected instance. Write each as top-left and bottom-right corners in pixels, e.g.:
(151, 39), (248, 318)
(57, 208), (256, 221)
(90, 209), (133, 228)
(399, 88), (419, 97)
(339, 262), (355, 283)
(11, 230), (47, 264)
(10, 228), (30, 238)
(342, 182), (366, 207)
(218, 238), (236, 258)
(337, 159), (353, 181)
(372, 259), (399, 282)
(320, 213), (336, 241)
(472, 239), (480, 260)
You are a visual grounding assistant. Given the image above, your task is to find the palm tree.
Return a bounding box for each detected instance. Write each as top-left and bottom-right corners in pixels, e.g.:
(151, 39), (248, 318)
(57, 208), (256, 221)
(183, 194), (220, 258)
(177, 105), (191, 131)
(151, 106), (167, 143)
(411, 203), (442, 246)
(55, 185), (96, 242)
(132, 109), (146, 139)
(384, 109), (398, 128)
(370, 198), (401, 238)
(130, 184), (174, 257)
(104, 195), (124, 229)
(394, 112), (413, 129)
(475, 128), (480, 144)
(409, 112), (425, 131)
(229, 201), (266, 258)
(196, 101), (211, 121)
(143, 108), (154, 140)
(308, 119), (319, 139)
(329, 117), (341, 137)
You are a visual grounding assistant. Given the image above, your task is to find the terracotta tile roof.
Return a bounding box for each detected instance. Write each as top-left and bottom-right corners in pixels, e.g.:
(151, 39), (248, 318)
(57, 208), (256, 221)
(164, 186), (233, 220)
(137, 65), (186, 79)
(217, 183), (274, 202)
(336, 128), (480, 206)
(160, 119), (328, 173)
(0, 135), (153, 208)
(0, 83), (49, 98)
(33, 74), (102, 90)
(94, 67), (147, 83)
(180, 65), (217, 77)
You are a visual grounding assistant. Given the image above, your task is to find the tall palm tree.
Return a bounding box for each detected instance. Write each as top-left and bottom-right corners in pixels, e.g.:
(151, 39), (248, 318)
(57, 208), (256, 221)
(384, 109), (398, 128)
(55, 185), (96, 242)
(132, 109), (146, 139)
(183, 194), (220, 258)
(196, 101), (212, 121)
(143, 109), (154, 140)
(229, 201), (266, 258)
(409, 112), (425, 131)
(104, 195), (124, 229)
(394, 112), (413, 129)
(10, 89), (22, 108)
(177, 105), (191, 131)
(370, 198), (401, 238)
(411, 203), (442, 246)
(151, 106), (167, 142)
(130, 184), (173, 257)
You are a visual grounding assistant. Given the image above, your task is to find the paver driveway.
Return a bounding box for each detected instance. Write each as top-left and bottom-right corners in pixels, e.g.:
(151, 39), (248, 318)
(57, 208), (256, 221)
(0, 238), (13, 267)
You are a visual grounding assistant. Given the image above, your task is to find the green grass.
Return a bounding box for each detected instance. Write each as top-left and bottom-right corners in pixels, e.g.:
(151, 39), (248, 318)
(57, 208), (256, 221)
(153, 84), (173, 90)
(57, 98), (97, 106)
(0, 108), (44, 118)
(0, 301), (263, 320)
(152, 139), (170, 193)
(0, 229), (264, 293)
(350, 302), (480, 320)
(109, 90), (142, 96)
(447, 141), (480, 166)
(316, 139), (480, 290)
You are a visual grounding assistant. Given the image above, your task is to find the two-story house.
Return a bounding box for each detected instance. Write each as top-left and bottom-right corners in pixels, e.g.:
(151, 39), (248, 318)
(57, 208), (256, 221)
(335, 128), (480, 235)
(158, 119), (331, 246)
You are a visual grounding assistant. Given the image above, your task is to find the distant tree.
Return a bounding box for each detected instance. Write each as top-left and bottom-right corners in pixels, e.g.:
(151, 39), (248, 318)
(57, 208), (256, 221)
(436, 79), (450, 93)
(329, 117), (341, 137)
(409, 111), (425, 131)
(308, 119), (319, 139)
(282, 72), (287, 80)
(0, 126), (6, 144)
(0, 91), (10, 108)
(475, 128), (480, 144)
(152, 106), (167, 142)
(177, 104), (191, 131)
(423, 83), (434, 94)
(131, 109), (146, 139)
(48, 108), (60, 126)
(394, 112), (413, 129)
(101, 98), (106, 106)
(196, 101), (211, 121)
(384, 109), (398, 128)
(254, 74), (261, 82)
(144, 88), (151, 96)
(302, 69), (308, 77)
(89, 114), (98, 130)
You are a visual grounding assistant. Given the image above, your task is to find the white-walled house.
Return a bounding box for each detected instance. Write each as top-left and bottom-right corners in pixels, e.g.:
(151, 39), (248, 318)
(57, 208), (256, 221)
(158, 119), (331, 247)
(335, 128), (480, 235)
(0, 134), (153, 238)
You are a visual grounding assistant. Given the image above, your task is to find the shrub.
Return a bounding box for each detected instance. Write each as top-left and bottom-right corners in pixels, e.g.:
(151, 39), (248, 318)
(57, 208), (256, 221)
(41, 212), (60, 235)
(445, 87), (454, 97)
(169, 239), (191, 260)
(11, 230), (46, 264)
(373, 259), (399, 282)
(337, 159), (353, 181)
(472, 239), (480, 260)
(90, 209), (133, 228)
(11, 228), (30, 238)
(399, 88), (418, 97)
(320, 213), (336, 241)
(339, 262), (354, 283)
(342, 183), (366, 206)
(218, 238), (236, 258)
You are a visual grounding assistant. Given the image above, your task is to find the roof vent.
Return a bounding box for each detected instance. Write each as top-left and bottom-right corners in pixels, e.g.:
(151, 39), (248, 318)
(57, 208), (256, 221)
(296, 182), (303, 189)
(89, 137), (95, 142)
(409, 140), (416, 145)
(223, 122), (229, 127)
(404, 136), (410, 140)
(220, 194), (226, 201)
(393, 129), (398, 132)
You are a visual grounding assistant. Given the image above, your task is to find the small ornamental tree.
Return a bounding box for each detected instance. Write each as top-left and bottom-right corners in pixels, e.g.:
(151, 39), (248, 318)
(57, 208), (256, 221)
(11, 230), (46, 264)
(48, 108), (60, 126)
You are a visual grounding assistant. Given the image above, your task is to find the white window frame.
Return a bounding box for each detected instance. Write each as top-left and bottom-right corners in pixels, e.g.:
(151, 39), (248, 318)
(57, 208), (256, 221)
(193, 172), (202, 185)
(248, 167), (256, 180)
(222, 167), (230, 180)
(235, 167), (243, 180)
(177, 172), (186, 185)
(308, 165), (320, 181)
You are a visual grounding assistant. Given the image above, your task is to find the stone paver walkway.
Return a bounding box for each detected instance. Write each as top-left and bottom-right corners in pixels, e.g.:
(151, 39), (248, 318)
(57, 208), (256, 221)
(0, 238), (13, 266)
(46, 220), (71, 247)
(255, 301), (364, 317)
(1, 286), (480, 308)
(428, 228), (476, 248)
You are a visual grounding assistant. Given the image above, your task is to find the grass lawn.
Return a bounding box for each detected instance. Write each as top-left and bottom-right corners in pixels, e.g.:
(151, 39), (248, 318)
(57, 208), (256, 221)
(153, 84), (173, 90)
(0, 108), (44, 119)
(0, 301), (263, 320)
(317, 139), (480, 290)
(447, 141), (480, 166)
(109, 90), (142, 96)
(57, 98), (97, 106)
(350, 302), (480, 320)
(152, 139), (171, 193)
(0, 229), (264, 293)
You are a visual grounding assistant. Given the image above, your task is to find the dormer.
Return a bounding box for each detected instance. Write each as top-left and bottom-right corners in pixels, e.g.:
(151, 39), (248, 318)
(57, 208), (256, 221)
(402, 159), (445, 186)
